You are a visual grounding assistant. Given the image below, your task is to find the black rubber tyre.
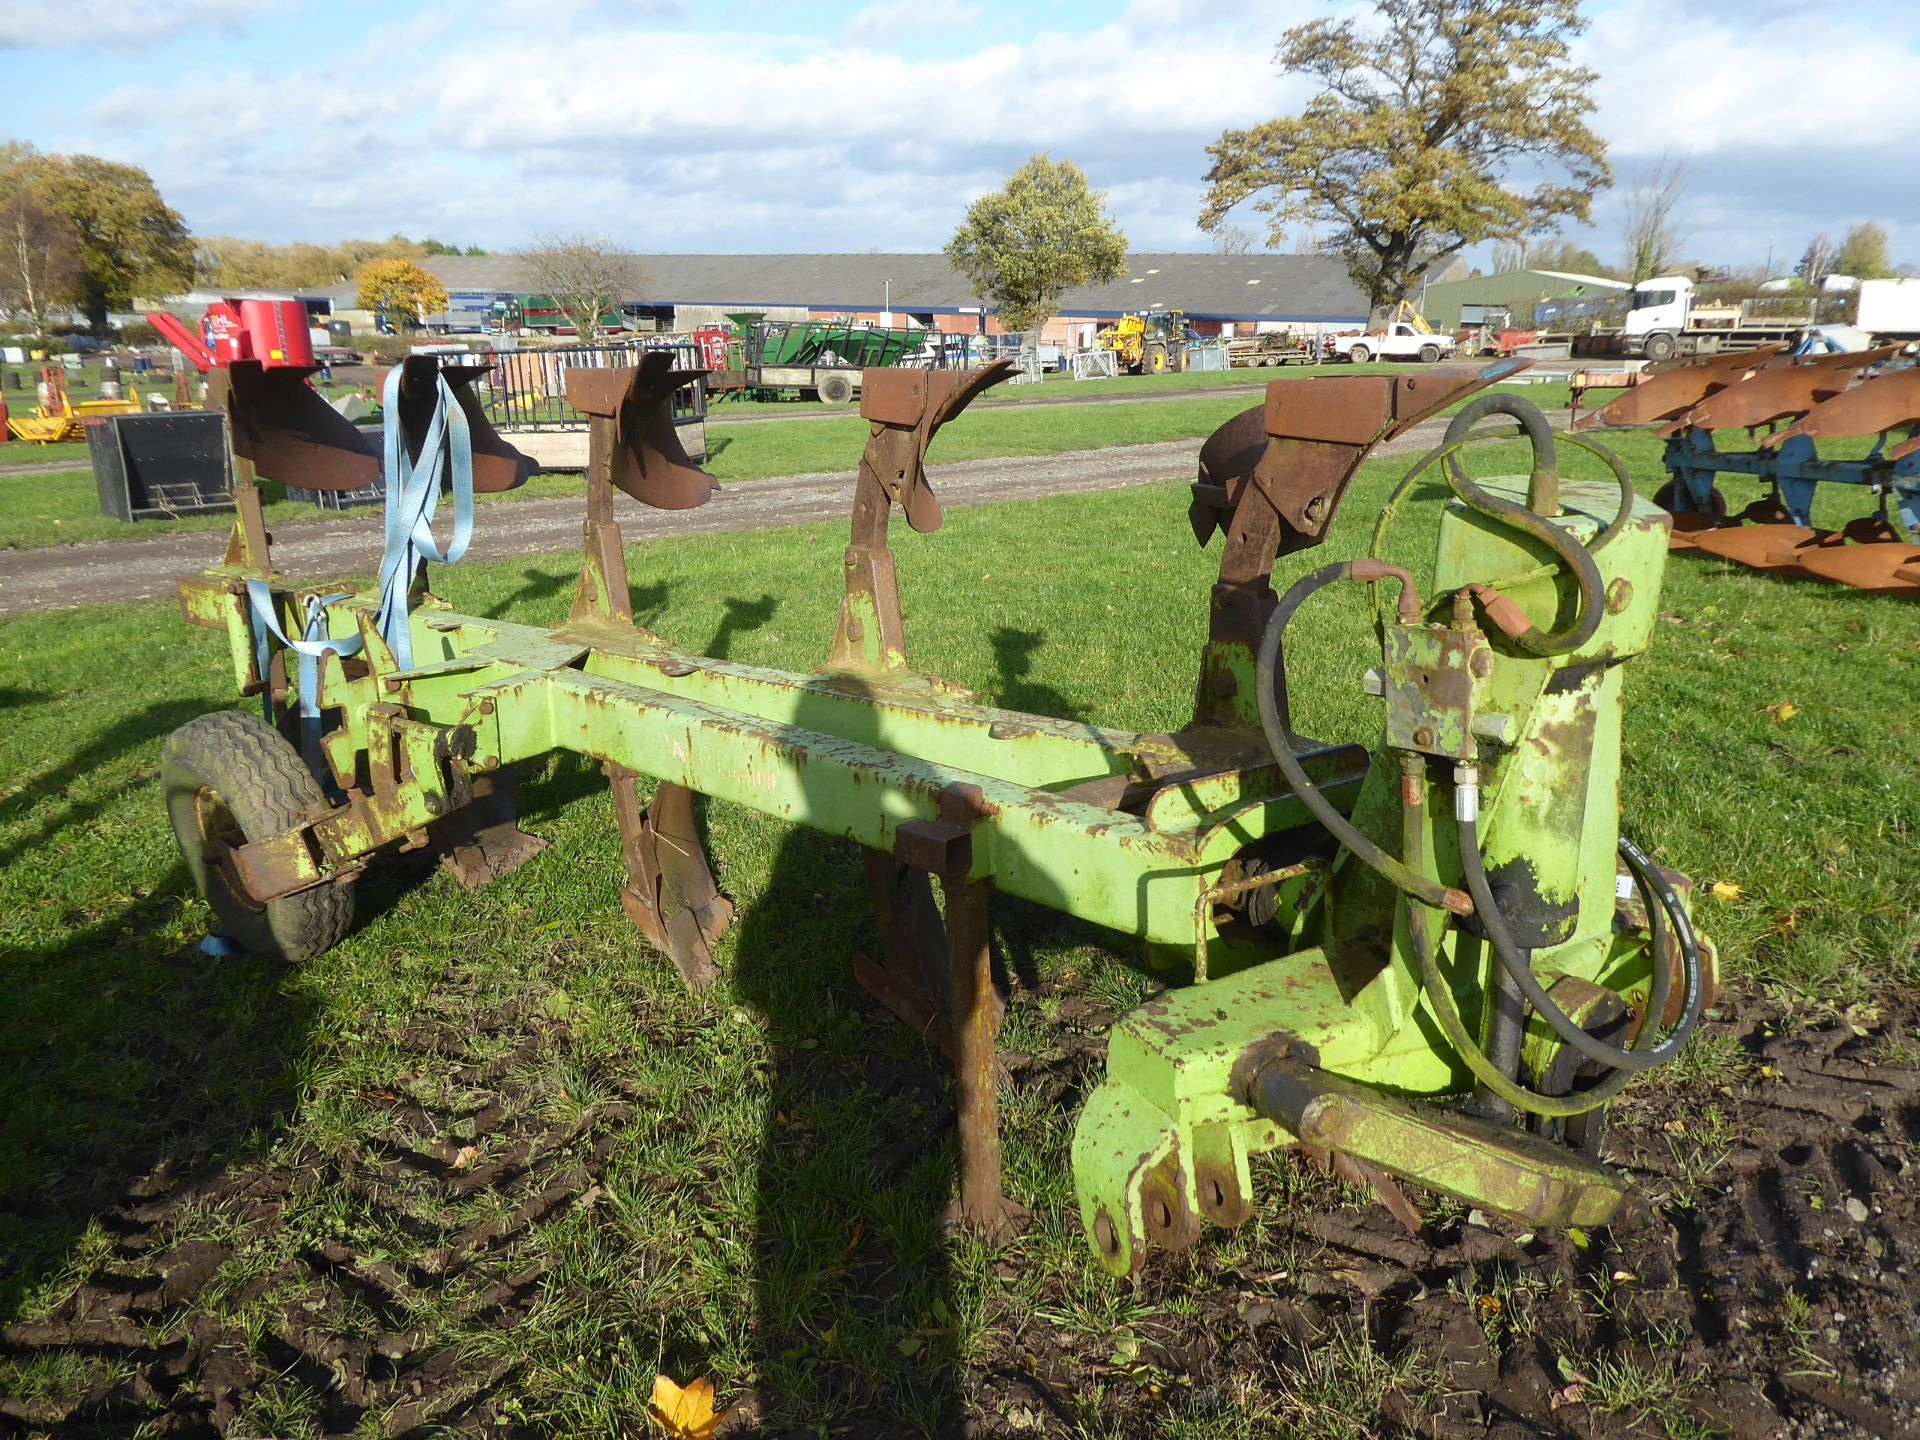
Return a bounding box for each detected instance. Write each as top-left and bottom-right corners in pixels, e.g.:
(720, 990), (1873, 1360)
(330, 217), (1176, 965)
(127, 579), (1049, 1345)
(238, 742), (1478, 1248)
(1146, 341), (1168, 373)
(162, 710), (353, 963)
(1642, 332), (1677, 363)
(817, 372), (855, 405)
(1348, 343), (1371, 364)
(1652, 478), (1728, 522)
(1418, 343), (1442, 363)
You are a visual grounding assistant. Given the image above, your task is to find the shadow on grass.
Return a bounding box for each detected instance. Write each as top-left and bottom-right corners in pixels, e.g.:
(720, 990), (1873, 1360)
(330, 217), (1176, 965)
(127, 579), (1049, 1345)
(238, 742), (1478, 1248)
(728, 800), (965, 1431)
(0, 873), (316, 1321)
(988, 627), (1085, 722)
(0, 698), (212, 869)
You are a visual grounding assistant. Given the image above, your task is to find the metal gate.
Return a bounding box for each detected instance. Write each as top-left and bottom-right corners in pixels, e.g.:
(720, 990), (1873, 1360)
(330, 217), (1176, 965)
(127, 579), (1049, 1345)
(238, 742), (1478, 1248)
(475, 340), (707, 432)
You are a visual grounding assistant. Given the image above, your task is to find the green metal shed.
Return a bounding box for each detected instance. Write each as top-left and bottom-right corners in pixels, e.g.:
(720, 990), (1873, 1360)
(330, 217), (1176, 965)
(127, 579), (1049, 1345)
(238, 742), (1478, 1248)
(1421, 269), (1627, 331)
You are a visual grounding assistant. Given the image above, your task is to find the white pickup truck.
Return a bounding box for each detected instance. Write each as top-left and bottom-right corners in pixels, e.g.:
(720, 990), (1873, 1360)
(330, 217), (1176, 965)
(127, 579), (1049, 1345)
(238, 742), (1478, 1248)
(1327, 322), (1456, 364)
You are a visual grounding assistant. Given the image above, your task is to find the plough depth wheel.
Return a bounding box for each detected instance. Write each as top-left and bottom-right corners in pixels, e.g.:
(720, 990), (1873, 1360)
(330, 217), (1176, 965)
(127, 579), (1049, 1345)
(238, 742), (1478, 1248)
(162, 711), (355, 963)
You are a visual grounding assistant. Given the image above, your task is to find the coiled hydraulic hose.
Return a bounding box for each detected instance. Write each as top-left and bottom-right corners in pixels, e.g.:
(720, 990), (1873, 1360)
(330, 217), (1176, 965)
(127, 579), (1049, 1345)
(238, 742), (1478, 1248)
(1254, 560), (1473, 917)
(1404, 780), (1684, 1118)
(1458, 811), (1705, 1072)
(1439, 395), (1606, 658)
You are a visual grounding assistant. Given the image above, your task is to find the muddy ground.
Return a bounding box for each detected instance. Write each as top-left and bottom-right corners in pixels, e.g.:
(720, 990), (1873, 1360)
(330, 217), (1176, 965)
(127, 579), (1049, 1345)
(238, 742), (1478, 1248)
(3, 965), (1913, 1440)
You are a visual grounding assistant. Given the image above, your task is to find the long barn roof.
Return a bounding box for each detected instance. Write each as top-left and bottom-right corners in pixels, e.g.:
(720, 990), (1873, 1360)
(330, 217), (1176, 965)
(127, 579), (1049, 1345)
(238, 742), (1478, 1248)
(378, 252), (1368, 324)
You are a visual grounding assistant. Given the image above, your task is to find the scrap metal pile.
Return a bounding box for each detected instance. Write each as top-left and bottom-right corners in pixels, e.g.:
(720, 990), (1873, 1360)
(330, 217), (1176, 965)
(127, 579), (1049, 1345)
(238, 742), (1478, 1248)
(1583, 346), (1920, 595)
(163, 352), (1712, 1275)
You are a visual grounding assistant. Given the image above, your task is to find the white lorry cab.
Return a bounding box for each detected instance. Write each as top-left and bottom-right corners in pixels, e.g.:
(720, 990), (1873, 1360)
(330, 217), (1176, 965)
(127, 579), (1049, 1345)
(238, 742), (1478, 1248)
(1615, 275), (1809, 361)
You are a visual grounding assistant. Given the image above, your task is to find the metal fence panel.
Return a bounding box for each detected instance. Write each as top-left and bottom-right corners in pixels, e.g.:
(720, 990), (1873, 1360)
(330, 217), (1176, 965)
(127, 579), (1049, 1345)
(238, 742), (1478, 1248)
(472, 340), (708, 432)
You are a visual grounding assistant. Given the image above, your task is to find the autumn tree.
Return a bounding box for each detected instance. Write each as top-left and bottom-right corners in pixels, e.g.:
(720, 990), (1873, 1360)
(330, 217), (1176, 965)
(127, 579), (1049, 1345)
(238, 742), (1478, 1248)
(519, 234), (643, 343)
(1622, 153), (1692, 281)
(945, 154), (1128, 334)
(355, 258), (449, 331)
(1834, 222), (1893, 279)
(10, 152), (192, 331)
(1201, 0), (1608, 310)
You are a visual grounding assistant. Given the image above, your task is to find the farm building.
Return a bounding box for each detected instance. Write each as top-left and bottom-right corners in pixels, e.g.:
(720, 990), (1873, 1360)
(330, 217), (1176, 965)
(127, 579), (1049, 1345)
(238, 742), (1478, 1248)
(322, 253), (1371, 341)
(1419, 268), (1628, 332)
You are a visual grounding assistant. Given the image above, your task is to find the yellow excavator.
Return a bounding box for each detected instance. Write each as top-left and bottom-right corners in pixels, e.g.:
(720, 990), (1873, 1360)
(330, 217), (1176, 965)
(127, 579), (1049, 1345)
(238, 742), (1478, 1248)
(1097, 309), (1189, 374)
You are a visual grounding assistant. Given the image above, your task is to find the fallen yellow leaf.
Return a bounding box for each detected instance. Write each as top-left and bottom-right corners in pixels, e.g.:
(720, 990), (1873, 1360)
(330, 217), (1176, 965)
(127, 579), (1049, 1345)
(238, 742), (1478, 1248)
(1766, 700), (1798, 723)
(650, 1374), (736, 1439)
(1709, 881), (1742, 902)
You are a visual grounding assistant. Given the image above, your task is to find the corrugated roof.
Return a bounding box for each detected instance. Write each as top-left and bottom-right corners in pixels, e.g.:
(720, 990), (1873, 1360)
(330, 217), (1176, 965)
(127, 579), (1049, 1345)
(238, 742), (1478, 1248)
(394, 252), (1369, 323)
(1526, 269), (1629, 290)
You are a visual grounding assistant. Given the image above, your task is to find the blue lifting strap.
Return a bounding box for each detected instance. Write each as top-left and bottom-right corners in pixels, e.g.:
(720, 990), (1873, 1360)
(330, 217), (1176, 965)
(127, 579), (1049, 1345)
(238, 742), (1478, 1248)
(376, 362), (474, 670)
(240, 361), (476, 782)
(244, 580), (360, 776)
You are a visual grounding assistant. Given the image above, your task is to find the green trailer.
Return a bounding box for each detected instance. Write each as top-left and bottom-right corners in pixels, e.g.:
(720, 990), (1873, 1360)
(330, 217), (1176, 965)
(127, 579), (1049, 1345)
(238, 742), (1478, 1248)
(725, 319), (968, 404)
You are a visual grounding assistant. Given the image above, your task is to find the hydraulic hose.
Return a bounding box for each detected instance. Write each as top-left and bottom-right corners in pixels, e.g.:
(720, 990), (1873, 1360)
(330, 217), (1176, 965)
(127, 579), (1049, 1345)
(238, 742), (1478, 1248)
(1440, 396), (1606, 658)
(1403, 768), (1682, 1117)
(1256, 562), (1473, 917)
(1445, 392), (1561, 514)
(1457, 813), (1705, 1073)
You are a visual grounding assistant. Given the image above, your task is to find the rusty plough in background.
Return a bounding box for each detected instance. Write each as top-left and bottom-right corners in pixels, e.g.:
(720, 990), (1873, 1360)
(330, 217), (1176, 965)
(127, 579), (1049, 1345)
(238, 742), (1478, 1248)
(164, 348), (1711, 1273)
(1583, 347), (1920, 595)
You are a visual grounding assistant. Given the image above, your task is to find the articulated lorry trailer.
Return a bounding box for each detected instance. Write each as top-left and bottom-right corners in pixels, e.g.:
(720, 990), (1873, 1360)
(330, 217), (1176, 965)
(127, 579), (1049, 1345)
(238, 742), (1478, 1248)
(1576, 276), (1812, 361)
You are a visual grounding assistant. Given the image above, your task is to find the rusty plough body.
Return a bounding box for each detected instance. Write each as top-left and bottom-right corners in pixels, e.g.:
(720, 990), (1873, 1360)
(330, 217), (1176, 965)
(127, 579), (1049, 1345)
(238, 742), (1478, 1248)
(167, 351), (1709, 1274)
(1584, 348), (1920, 595)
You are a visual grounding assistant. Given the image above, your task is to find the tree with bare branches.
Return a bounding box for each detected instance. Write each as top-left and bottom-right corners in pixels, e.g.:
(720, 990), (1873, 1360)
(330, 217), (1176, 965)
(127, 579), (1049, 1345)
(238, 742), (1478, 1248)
(520, 234), (645, 344)
(0, 189), (79, 338)
(1622, 154), (1692, 281)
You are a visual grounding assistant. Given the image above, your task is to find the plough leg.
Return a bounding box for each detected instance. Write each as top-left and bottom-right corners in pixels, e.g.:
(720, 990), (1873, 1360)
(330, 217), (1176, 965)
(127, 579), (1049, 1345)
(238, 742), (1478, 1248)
(608, 766), (734, 990)
(855, 851), (953, 1050)
(432, 769), (548, 890)
(942, 872), (1020, 1236)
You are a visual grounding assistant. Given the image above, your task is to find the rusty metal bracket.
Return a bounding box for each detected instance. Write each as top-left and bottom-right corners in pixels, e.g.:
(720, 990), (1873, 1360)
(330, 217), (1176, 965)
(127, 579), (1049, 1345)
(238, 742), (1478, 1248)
(563, 352), (717, 511)
(211, 362), (381, 494)
(388, 355), (533, 495)
(829, 361), (1013, 673)
(1190, 364), (1521, 730)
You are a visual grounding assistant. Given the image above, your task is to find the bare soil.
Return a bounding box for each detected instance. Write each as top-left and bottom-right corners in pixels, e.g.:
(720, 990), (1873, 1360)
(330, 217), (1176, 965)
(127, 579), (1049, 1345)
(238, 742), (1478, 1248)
(3, 972), (1913, 1440)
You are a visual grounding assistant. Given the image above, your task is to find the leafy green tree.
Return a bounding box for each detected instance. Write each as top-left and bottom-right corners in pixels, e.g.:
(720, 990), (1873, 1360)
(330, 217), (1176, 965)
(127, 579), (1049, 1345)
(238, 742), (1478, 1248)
(1833, 222), (1893, 279)
(945, 155), (1127, 334)
(14, 153), (192, 330)
(1200, 0), (1609, 309)
(355, 258), (448, 331)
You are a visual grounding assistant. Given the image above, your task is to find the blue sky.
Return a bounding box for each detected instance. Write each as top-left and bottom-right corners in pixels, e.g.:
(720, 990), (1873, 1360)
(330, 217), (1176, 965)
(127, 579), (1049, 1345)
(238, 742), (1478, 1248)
(3, 0), (1918, 274)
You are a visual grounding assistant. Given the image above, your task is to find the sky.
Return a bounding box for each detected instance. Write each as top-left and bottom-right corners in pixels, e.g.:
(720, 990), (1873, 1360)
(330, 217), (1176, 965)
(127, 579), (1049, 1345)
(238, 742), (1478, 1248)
(2, 0), (1918, 276)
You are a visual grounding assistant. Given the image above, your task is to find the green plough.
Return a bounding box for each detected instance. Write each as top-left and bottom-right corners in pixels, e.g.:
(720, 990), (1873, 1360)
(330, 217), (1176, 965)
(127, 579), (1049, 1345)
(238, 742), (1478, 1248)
(167, 351), (1713, 1273)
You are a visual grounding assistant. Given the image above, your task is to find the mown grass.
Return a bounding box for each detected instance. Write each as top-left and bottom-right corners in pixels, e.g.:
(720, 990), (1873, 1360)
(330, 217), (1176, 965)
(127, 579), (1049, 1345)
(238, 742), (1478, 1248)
(1, 399), (1915, 1434)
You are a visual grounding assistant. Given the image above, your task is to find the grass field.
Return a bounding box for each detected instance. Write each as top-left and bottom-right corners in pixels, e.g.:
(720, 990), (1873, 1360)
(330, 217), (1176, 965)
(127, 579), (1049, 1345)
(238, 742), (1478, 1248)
(2, 403), (1915, 1434)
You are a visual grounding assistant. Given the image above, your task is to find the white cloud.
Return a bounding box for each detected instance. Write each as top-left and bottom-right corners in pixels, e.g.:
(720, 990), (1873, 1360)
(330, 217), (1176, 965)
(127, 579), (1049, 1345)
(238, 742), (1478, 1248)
(0, 0), (261, 52)
(841, 0), (982, 45)
(15, 0), (1918, 269)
